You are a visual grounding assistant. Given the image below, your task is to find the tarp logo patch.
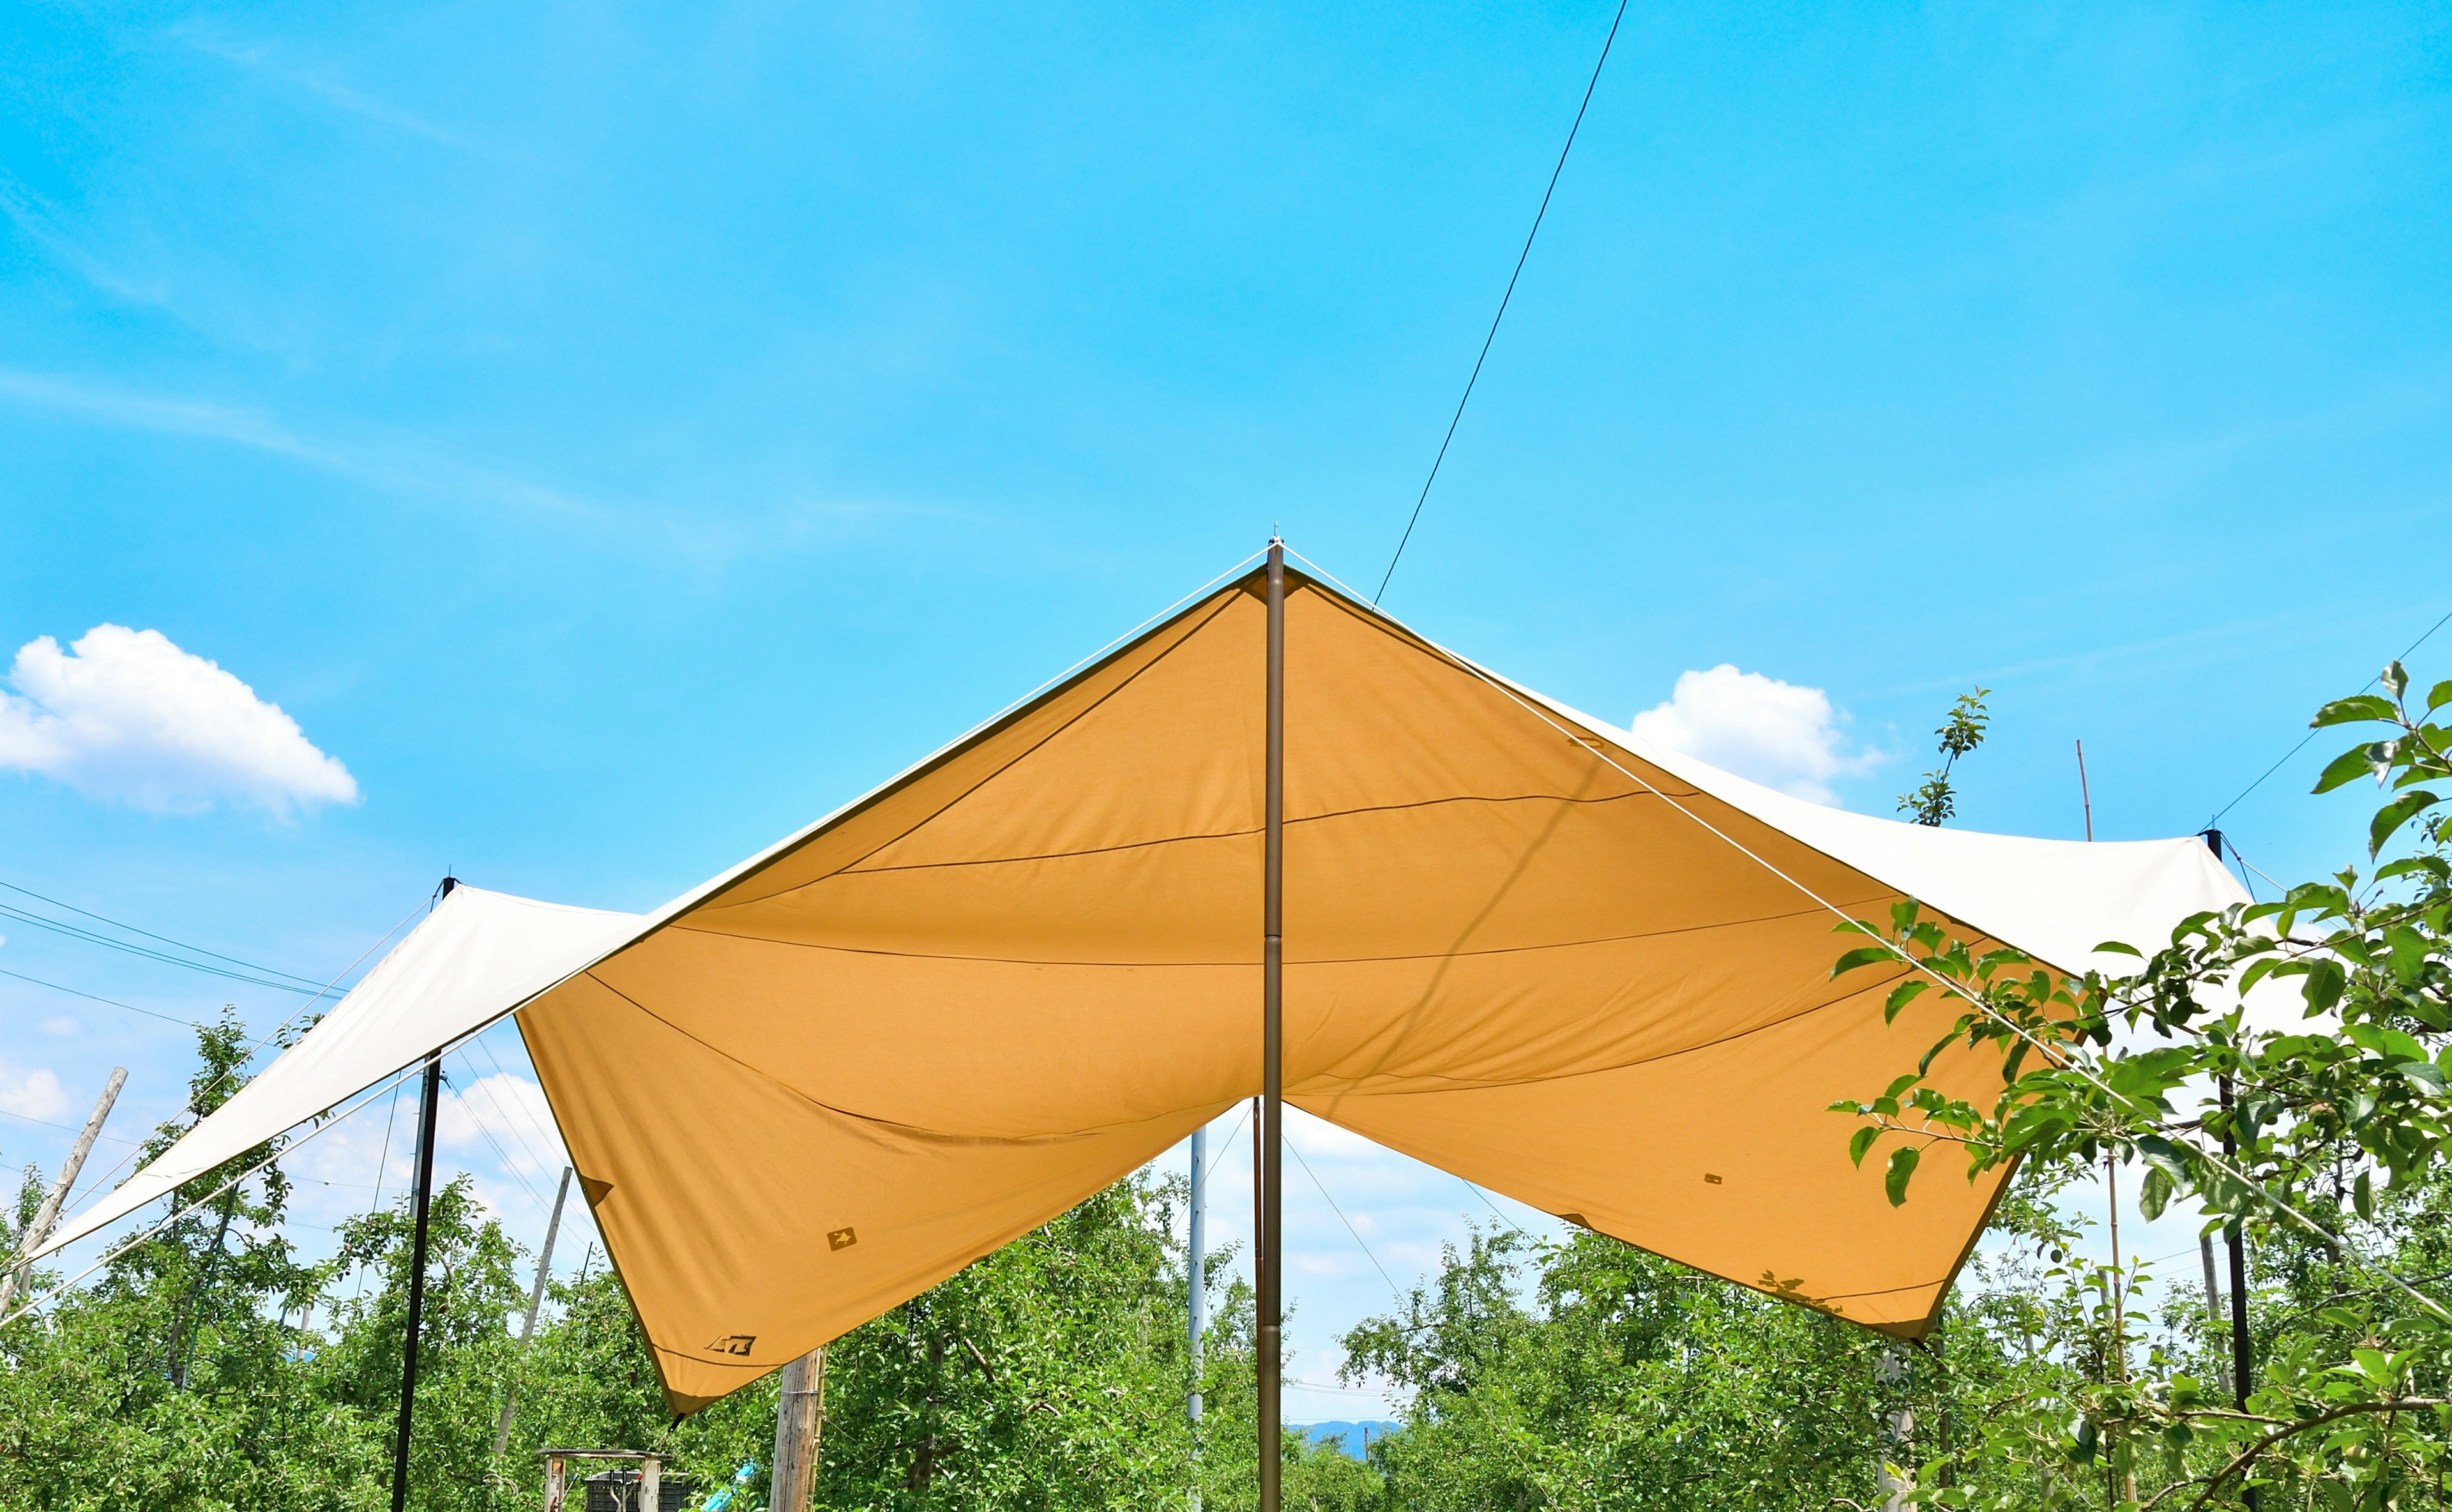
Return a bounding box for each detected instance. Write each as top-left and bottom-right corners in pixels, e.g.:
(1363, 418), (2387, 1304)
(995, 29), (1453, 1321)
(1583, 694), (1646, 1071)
(707, 1334), (757, 1356)
(828, 1227), (858, 1251)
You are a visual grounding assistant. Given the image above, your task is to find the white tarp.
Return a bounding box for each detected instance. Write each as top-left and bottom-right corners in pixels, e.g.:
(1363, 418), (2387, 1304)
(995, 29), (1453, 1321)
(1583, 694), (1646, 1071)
(37, 887), (641, 1259)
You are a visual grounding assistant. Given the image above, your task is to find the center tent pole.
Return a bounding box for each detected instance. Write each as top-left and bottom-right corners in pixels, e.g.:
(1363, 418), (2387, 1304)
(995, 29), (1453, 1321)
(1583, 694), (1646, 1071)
(1258, 539), (1286, 1512)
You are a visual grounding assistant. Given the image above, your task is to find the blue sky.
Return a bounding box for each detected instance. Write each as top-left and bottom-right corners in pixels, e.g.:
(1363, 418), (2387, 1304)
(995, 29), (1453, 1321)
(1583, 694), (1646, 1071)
(3, 1), (2448, 1418)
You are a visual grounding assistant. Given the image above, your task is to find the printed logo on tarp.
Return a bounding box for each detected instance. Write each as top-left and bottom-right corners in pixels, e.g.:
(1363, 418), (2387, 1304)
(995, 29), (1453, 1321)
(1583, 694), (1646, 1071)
(707, 1334), (757, 1357)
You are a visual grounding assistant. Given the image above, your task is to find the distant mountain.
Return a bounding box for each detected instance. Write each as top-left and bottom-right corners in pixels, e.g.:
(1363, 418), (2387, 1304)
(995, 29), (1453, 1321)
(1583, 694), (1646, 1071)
(1295, 1420), (1399, 1460)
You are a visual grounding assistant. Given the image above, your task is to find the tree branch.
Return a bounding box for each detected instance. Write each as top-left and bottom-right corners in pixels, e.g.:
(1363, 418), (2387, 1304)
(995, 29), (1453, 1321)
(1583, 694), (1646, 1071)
(2183, 1397), (2452, 1511)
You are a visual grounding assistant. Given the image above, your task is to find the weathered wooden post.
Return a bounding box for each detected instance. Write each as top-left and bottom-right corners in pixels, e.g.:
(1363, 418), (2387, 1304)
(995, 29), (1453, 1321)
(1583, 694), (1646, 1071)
(494, 1165), (576, 1456)
(771, 1346), (828, 1512)
(0, 1066), (126, 1314)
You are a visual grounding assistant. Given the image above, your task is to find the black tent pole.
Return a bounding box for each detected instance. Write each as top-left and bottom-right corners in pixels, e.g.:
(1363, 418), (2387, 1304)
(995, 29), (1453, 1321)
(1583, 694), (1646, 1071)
(1258, 540), (1285, 1512)
(2203, 832), (2255, 1412)
(391, 875), (453, 1512)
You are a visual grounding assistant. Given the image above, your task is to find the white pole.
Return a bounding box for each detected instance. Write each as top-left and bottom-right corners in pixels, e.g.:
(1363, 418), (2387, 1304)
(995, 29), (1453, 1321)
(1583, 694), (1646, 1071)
(0, 1066), (126, 1314)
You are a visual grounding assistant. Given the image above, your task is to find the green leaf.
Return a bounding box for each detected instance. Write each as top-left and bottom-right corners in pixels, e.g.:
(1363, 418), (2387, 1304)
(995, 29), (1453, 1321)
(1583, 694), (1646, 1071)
(1882, 979), (1931, 1025)
(1884, 1145), (1921, 1207)
(2138, 1164), (2174, 1221)
(2383, 661), (2409, 700)
(1833, 945), (1896, 979)
(1850, 1126), (1881, 1168)
(2355, 1168), (2375, 1221)
(2313, 694), (2398, 729)
(2315, 743), (2382, 794)
(2305, 959), (2348, 1015)
(2427, 679), (2452, 716)
(2369, 789), (2441, 858)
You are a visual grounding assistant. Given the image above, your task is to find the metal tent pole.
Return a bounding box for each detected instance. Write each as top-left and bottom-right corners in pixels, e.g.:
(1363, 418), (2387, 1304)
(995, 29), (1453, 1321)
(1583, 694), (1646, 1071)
(2204, 830), (2255, 1412)
(1258, 539), (1286, 1512)
(1188, 1122), (1207, 1426)
(390, 873), (451, 1512)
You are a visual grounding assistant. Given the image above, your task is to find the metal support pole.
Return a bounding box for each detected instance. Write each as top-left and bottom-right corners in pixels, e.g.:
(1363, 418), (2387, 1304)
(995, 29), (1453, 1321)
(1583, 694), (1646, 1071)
(1258, 539), (1286, 1512)
(2221, 1074), (2253, 1407)
(493, 1164), (573, 1456)
(2199, 1232), (2232, 1398)
(1188, 1122), (1207, 1425)
(2202, 833), (2255, 1412)
(390, 1053), (443, 1512)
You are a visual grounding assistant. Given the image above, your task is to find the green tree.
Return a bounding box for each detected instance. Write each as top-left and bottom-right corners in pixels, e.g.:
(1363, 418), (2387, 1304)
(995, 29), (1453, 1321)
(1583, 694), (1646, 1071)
(1900, 689), (1992, 828)
(1837, 659), (2452, 1506)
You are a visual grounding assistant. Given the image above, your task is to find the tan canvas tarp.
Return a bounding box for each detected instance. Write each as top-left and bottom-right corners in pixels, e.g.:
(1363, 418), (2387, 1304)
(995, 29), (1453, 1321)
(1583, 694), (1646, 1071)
(518, 567), (2234, 1410)
(46, 563), (2244, 1414)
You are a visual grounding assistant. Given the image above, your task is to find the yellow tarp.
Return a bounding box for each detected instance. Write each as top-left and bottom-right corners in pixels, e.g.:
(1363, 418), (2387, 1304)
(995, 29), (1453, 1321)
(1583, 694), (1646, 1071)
(514, 568), (2080, 1410)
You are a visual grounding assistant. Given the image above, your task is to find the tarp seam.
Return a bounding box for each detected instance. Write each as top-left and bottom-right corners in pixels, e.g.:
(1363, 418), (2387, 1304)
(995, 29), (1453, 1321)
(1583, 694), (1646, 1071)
(660, 897), (1869, 968)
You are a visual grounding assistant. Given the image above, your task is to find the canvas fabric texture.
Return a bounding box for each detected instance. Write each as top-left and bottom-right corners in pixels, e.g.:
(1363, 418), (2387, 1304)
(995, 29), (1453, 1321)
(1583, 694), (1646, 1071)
(47, 566), (2246, 1414)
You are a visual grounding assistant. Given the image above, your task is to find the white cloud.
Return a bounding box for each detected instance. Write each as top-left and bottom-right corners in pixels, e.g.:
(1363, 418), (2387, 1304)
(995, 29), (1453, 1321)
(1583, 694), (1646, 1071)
(40, 1017), (78, 1037)
(0, 624), (358, 815)
(0, 1057), (68, 1121)
(1631, 665), (1880, 805)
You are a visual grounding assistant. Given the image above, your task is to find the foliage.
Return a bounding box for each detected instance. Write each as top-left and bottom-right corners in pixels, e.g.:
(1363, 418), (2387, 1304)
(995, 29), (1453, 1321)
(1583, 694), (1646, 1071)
(1338, 1225), (1902, 1510)
(1837, 660), (2452, 1506)
(1899, 688), (1992, 827)
(26, 665), (2452, 1510)
(0, 1044), (1221, 1511)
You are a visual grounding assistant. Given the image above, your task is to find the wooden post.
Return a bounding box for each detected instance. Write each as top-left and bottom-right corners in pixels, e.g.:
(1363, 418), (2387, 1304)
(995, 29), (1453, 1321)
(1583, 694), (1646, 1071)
(390, 1053), (444, 1512)
(0, 1066), (126, 1315)
(771, 1345), (828, 1512)
(542, 1452), (566, 1512)
(639, 1453), (660, 1512)
(494, 1165), (575, 1456)
(1258, 539), (1285, 1512)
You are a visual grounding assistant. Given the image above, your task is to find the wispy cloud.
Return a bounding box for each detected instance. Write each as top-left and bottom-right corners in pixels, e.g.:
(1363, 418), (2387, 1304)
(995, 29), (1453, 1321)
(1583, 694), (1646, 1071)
(0, 367), (319, 460)
(177, 31), (481, 153)
(0, 365), (958, 574)
(0, 174), (171, 308)
(1857, 601), (2424, 706)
